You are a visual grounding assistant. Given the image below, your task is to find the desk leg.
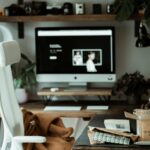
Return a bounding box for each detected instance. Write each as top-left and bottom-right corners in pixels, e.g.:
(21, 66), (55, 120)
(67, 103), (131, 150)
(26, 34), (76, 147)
(98, 96), (111, 102)
(43, 96), (53, 106)
(71, 96), (78, 102)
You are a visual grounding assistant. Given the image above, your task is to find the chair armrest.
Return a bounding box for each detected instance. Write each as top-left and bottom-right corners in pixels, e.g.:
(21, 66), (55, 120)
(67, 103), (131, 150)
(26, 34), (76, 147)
(13, 136), (46, 143)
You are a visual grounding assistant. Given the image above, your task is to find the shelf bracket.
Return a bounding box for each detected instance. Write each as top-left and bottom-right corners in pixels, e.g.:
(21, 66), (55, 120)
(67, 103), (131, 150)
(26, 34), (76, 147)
(17, 22), (24, 38)
(17, 0), (24, 38)
(134, 20), (140, 37)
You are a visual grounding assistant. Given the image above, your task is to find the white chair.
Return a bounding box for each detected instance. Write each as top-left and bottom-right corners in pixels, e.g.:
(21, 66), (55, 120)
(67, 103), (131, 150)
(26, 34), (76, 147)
(0, 40), (46, 150)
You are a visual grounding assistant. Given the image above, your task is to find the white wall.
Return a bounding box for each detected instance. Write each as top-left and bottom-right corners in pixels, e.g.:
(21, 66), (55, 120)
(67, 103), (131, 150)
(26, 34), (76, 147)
(0, 0), (150, 79)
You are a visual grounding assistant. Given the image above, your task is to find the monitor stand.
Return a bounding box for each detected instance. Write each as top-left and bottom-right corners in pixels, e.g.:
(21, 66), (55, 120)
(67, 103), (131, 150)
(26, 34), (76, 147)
(64, 82), (87, 91)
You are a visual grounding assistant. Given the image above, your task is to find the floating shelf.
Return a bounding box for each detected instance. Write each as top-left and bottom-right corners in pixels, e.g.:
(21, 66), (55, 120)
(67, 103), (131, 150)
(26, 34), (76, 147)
(0, 14), (144, 22)
(0, 14), (117, 22)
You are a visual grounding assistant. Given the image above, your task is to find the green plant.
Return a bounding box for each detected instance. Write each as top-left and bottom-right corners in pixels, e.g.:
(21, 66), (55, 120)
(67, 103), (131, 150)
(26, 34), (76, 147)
(113, 0), (150, 27)
(12, 53), (36, 90)
(113, 71), (149, 99)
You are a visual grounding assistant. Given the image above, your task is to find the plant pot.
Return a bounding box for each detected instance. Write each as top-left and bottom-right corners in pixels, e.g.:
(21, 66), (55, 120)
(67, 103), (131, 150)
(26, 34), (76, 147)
(15, 88), (28, 104)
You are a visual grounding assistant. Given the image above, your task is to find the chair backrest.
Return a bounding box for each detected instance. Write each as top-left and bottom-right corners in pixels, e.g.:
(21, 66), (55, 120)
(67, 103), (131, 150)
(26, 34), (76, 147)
(0, 40), (24, 137)
(0, 24), (13, 41)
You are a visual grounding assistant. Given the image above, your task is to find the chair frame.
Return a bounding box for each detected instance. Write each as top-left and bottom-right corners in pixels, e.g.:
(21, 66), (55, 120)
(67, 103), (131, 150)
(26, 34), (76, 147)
(0, 40), (46, 150)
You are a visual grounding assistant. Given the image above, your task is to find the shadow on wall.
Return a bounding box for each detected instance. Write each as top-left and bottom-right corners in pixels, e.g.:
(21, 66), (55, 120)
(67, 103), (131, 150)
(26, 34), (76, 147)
(0, 24), (13, 41)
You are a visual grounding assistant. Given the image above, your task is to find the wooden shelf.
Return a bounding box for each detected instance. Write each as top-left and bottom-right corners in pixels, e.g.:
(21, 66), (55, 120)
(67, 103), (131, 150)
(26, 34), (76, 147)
(37, 88), (112, 97)
(0, 14), (143, 23)
(0, 14), (117, 22)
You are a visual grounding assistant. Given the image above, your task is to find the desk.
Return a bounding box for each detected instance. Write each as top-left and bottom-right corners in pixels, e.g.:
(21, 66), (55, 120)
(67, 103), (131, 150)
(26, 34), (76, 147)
(73, 115), (150, 150)
(20, 100), (135, 118)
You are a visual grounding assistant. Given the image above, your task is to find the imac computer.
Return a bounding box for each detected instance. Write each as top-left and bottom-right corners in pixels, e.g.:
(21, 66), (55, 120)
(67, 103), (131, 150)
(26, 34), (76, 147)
(35, 27), (116, 88)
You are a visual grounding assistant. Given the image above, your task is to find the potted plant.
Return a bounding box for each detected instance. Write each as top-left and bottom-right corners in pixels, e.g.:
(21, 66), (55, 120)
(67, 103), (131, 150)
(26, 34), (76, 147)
(112, 0), (150, 27)
(113, 71), (149, 104)
(12, 53), (36, 104)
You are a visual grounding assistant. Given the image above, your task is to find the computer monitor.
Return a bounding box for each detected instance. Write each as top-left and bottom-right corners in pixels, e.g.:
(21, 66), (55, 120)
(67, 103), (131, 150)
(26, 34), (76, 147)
(35, 27), (116, 88)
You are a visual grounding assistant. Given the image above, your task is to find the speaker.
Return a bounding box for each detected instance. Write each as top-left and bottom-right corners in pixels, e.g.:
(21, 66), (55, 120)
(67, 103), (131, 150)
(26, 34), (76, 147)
(106, 4), (114, 14)
(62, 2), (73, 15)
(93, 4), (102, 14)
(24, 2), (32, 15)
(75, 3), (85, 15)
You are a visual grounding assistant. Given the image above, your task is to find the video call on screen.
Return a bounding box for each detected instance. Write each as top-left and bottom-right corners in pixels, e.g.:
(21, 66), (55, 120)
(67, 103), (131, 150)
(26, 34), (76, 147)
(36, 35), (113, 74)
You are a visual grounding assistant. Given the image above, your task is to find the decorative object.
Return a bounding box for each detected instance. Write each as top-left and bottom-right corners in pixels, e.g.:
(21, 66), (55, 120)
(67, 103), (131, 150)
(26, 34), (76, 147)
(24, 1), (47, 15)
(93, 4), (102, 14)
(106, 4), (114, 14)
(4, 4), (25, 16)
(62, 2), (73, 15)
(113, 0), (150, 27)
(136, 21), (150, 47)
(113, 71), (149, 104)
(12, 53), (36, 103)
(75, 3), (85, 15)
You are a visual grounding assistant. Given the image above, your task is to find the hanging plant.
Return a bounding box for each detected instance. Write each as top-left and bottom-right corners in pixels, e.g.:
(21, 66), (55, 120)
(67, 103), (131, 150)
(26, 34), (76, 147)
(113, 0), (150, 27)
(113, 0), (135, 21)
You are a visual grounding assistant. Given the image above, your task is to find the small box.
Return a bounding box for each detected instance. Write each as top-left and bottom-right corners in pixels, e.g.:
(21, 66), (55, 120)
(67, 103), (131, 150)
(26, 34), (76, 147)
(125, 109), (150, 141)
(137, 119), (150, 141)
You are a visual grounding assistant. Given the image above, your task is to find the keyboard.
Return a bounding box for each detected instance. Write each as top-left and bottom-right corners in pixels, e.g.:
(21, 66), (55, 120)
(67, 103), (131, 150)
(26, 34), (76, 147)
(44, 106), (81, 111)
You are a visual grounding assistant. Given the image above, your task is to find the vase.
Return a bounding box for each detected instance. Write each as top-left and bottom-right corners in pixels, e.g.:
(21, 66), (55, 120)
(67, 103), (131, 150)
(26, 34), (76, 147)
(15, 88), (28, 104)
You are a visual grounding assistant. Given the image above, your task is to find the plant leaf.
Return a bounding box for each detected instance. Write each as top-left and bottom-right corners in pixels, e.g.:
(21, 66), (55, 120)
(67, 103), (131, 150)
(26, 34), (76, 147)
(21, 53), (32, 64)
(114, 0), (135, 21)
(145, 2), (150, 27)
(14, 78), (22, 88)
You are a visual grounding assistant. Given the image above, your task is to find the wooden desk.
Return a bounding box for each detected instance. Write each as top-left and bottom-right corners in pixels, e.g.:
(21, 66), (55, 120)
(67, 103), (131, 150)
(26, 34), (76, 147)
(73, 115), (150, 150)
(20, 100), (135, 118)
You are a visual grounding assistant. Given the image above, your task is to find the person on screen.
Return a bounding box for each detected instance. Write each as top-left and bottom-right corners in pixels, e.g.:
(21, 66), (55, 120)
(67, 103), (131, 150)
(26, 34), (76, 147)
(86, 52), (97, 72)
(73, 51), (83, 65)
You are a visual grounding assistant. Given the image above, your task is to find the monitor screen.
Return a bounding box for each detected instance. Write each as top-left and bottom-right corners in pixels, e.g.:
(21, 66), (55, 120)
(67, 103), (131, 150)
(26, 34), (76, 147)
(35, 27), (116, 86)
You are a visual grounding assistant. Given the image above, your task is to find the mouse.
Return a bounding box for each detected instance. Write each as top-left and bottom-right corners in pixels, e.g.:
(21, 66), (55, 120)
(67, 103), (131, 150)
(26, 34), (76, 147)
(50, 88), (59, 92)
